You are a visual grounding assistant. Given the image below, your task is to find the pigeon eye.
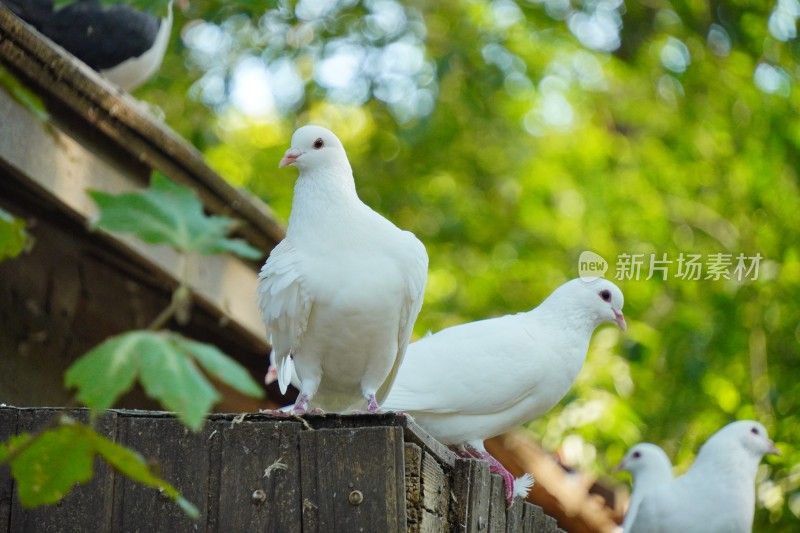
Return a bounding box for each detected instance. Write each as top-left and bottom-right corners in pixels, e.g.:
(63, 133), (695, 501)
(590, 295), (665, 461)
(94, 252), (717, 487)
(750, 427), (760, 435)
(599, 289), (612, 302)
(313, 138), (324, 150)
(632, 451), (641, 459)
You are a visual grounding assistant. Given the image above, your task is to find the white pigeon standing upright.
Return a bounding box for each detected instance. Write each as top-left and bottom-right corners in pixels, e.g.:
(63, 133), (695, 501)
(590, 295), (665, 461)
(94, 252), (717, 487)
(382, 277), (626, 504)
(615, 443), (674, 532)
(257, 125), (428, 414)
(628, 420), (781, 533)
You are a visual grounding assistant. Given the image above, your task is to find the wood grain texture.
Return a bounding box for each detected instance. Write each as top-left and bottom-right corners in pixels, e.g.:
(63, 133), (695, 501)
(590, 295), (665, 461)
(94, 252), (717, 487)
(300, 426), (406, 533)
(451, 458), (491, 532)
(488, 474), (507, 532)
(505, 497), (524, 533)
(111, 416), (214, 532)
(213, 418), (303, 533)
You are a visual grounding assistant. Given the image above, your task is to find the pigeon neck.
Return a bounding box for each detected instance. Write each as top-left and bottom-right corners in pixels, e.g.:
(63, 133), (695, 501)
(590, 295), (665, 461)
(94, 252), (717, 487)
(686, 443), (760, 514)
(287, 165), (362, 234)
(633, 462), (672, 488)
(532, 295), (600, 338)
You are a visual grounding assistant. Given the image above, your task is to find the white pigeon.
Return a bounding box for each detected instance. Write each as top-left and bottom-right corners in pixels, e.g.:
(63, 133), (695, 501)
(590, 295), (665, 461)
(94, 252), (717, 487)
(257, 125), (428, 414)
(628, 420), (780, 533)
(382, 277), (626, 504)
(615, 443), (674, 532)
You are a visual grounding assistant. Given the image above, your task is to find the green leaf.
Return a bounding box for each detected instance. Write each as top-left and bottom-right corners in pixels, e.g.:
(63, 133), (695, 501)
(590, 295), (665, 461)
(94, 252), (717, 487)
(64, 333), (142, 411)
(138, 336), (219, 430)
(177, 337), (265, 399)
(88, 173), (263, 259)
(0, 207), (30, 262)
(6, 426), (95, 506)
(0, 67), (49, 122)
(65, 331), (263, 431)
(1, 422), (198, 519)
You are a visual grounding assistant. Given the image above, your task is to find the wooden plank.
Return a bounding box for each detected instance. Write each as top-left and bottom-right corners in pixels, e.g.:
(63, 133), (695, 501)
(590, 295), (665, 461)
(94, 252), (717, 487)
(531, 504), (548, 532)
(213, 418), (303, 533)
(0, 407), (18, 532)
(544, 514), (559, 532)
(451, 458), (491, 532)
(111, 416), (214, 532)
(505, 497), (524, 533)
(420, 448), (449, 519)
(8, 408), (117, 533)
(488, 474), (507, 532)
(301, 413), (456, 469)
(521, 503), (536, 532)
(405, 442), (423, 531)
(405, 443), (448, 533)
(300, 426), (406, 532)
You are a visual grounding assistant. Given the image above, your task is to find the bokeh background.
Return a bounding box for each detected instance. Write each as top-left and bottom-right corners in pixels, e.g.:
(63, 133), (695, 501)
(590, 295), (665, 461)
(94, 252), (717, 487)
(138, 0), (799, 529)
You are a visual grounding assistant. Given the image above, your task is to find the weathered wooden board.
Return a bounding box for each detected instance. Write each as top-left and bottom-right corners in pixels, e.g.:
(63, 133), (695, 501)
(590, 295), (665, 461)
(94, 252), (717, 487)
(488, 474), (507, 532)
(521, 503), (537, 532)
(405, 443), (449, 533)
(299, 426), (406, 532)
(451, 458), (492, 532)
(505, 497), (524, 533)
(0, 409), (569, 532)
(8, 409), (117, 533)
(110, 416), (214, 532)
(213, 418), (303, 533)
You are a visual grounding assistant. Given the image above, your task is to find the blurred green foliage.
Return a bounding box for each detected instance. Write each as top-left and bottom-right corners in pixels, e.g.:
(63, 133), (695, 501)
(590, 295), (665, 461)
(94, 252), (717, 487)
(137, 0), (800, 529)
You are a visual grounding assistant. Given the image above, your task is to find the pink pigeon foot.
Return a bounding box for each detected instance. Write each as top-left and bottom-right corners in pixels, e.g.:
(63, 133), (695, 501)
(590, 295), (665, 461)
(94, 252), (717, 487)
(292, 393), (309, 415)
(449, 445), (476, 459)
(366, 394), (380, 413)
(465, 444), (516, 506)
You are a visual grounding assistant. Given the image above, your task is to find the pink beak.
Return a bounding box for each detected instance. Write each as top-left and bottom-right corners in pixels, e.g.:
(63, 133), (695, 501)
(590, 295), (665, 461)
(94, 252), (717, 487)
(279, 148), (303, 168)
(614, 309), (627, 331)
(767, 441), (781, 456)
(612, 460), (626, 472)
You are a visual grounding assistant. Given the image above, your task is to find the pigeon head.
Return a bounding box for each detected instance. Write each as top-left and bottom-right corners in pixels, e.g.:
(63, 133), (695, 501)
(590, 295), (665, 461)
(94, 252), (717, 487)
(560, 278), (626, 330)
(279, 125), (350, 173)
(707, 420), (781, 459)
(615, 443), (672, 482)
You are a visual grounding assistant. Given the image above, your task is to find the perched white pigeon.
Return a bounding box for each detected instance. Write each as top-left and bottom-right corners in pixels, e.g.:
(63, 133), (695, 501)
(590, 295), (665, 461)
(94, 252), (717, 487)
(383, 277), (626, 504)
(615, 443), (674, 532)
(628, 420), (780, 533)
(257, 125), (428, 414)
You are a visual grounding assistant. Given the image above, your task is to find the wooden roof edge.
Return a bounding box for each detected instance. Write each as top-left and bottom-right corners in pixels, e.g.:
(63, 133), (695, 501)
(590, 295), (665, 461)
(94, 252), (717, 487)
(0, 6), (285, 255)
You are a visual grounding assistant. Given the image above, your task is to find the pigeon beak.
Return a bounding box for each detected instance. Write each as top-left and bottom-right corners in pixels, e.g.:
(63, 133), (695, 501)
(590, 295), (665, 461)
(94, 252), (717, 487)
(612, 460), (626, 472)
(614, 309), (627, 331)
(279, 148), (303, 168)
(767, 441), (781, 456)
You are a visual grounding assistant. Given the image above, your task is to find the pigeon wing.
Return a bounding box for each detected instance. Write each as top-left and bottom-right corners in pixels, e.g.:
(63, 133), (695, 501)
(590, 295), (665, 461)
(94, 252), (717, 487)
(383, 315), (538, 414)
(257, 239), (312, 394)
(376, 233), (428, 405)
